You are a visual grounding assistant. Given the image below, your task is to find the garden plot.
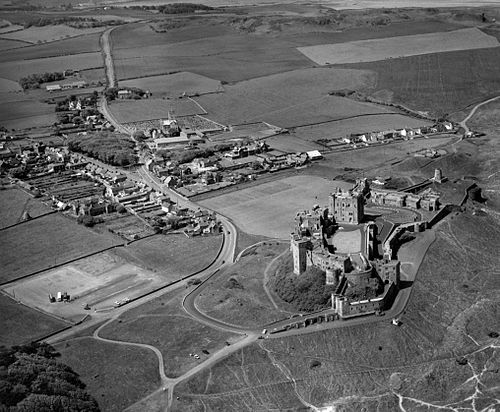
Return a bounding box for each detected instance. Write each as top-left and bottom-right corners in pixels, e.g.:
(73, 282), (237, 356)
(298, 28), (499, 65)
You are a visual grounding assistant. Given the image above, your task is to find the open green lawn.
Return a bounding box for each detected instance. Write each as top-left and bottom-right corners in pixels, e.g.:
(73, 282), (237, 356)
(0, 187), (52, 229)
(0, 213), (122, 284)
(0, 293), (68, 346)
(55, 337), (160, 412)
(100, 289), (237, 378)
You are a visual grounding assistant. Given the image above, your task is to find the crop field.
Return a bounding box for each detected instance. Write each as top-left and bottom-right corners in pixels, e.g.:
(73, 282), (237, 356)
(293, 114), (433, 142)
(2, 251), (165, 322)
(199, 176), (352, 238)
(196, 242), (292, 328)
(0, 52), (103, 81)
(55, 337), (160, 412)
(0, 213), (121, 284)
(0, 187), (52, 229)
(0, 32), (101, 62)
(0, 24), (105, 44)
(193, 68), (395, 127)
(0, 38), (27, 50)
(176, 214), (500, 411)
(120, 72), (222, 98)
(0, 99), (56, 130)
(113, 233), (222, 278)
(100, 290), (238, 378)
(349, 46), (500, 117)
(113, 30), (312, 82)
(298, 28), (499, 65)
(108, 98), (205, 123)
(0, 293), (68, 347)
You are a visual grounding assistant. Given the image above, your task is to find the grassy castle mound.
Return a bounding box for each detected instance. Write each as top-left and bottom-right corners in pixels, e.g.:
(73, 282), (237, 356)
(270, 255), (337, 312)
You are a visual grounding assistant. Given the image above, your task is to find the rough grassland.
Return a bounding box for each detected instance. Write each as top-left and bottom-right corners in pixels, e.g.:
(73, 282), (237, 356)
(298, 28), (499, 65)
(347, 46), (500, 117)
(175, 212), (500, 411)
(100, 289), (237, 378)
(199, 176), (352, 238)
(0, 293), (68, 347)
(196, 242), (290, 328)
(0, 187), (52, 228)
(55, 337), (160, 412)
(0, 213), (121, 284)
(120, 72), (222, 98)
(112, 234), (222, 278)
(0, 52), (103, 81)
(108, 98), (205, 123)
(0, 32), (101, 62)
(0, 25), (105, 44)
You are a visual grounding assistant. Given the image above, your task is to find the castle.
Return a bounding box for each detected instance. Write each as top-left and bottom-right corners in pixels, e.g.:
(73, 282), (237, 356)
(290, 180), (402, 318)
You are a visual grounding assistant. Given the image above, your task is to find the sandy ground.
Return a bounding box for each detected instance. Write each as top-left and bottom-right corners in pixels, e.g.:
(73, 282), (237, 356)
(199, 175), (353, 238)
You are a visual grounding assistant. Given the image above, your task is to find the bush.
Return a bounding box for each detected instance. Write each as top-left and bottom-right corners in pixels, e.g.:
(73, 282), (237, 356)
(77, 215), (95, 227)
(309, 360), (321, 368)
(225, 276), (243, 290)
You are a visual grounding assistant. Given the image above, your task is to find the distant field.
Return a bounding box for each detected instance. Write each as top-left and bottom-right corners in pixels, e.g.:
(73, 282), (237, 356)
(298, 28), (499, 65)
(0, 213), (121, 284)
(120, 72), (222, 98)
(101, 290), (237, 378)
(265, 133), (324, 153)
(348, 46), (500, 116)
(55, 337), (160, 412)
(0, 52), (103, 81)
(0, 99), (56, 130)
(0, 293), (68, 347)
(113, 29), (312, 82)
(0, 38), (26, 50)
(108, 98), (205, 123)
(0, 32), (101, 62)
(194, 67), (393, 127)
(0, 24), (105, 44)
(0, 187), (52, 229)
(0, 77), (21, 92)
(113, 233), (222, 278)
(199, 176), (352, 238)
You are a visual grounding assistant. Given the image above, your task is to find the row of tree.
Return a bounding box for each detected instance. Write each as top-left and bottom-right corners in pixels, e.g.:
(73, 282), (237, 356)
(0, 342), (99, 411)
(20, 72), (64, 90)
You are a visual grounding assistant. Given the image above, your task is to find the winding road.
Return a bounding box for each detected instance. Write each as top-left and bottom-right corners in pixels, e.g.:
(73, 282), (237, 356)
(459, 94), (500, 135)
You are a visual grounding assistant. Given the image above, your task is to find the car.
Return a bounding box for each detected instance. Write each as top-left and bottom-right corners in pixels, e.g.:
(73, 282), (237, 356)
(194, 354), (200, 359)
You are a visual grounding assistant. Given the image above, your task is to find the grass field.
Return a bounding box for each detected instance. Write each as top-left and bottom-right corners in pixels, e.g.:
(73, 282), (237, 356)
(0, 25), (105, 44)
(0, 52), (103, 81)
(0, 38), (27, 51)
(113, 28), (312, 82)
(108, 98), (205, 123)
(0, 213), (121, 284)
(0, 187), (52, 229)
(100, 288), (237, 378)
(176, 213), (500, 411)
(55, 337), (160, 412)
(347, 46), (500, 117)
(0, 99), (56, 129)
(0, 32), (101, 62)
(298, 28), (499, 65)
(332, 228), (362, 253)
(2, 251), (164, 322)
(0, 77), (21, 92)
(0, 293), (68, 347)
(113, 233), (222, 278)
(194, 67), (395, 127)
(120, 72), (222, 98)
(196, 242), (292, 328)
(199, 176), (352, 238)
(80, 67), (106, 84)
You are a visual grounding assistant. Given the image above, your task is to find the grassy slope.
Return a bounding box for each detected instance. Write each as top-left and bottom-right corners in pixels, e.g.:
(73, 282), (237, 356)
(0, 213), (122, 283)
(55, 337), (160, 412)
(195, 242), (291, 328)
(175, 212), (500, 410)
(0, 293), (68, 346)
(99, 289), (237, 378)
